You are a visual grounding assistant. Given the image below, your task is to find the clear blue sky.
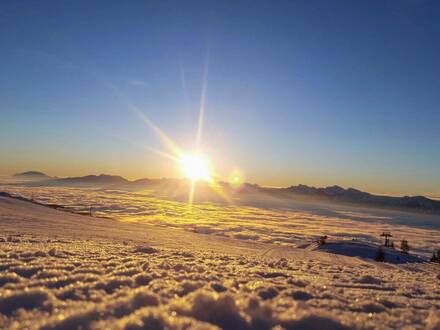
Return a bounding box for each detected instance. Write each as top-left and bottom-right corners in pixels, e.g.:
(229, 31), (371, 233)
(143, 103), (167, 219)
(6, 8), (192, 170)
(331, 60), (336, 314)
(1, 0), (439, 196)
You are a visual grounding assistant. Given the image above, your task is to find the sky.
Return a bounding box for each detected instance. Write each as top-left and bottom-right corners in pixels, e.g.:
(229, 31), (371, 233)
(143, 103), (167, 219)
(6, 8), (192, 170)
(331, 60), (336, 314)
(1, 0), (440, 196)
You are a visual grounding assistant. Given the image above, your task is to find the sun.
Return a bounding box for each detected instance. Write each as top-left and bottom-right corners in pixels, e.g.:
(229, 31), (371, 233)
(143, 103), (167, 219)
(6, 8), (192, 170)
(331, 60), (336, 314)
(180, 153), (212, 182)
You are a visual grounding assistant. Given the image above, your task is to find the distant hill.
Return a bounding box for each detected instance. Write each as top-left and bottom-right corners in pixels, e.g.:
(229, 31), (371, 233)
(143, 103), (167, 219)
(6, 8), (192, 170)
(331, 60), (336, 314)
(27, 174), (129, 188)
(13, 171), (50, 179)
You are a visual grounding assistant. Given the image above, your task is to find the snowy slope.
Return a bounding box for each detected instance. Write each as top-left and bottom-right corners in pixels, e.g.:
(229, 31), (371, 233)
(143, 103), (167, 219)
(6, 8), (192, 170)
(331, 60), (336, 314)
(0, 196), (439, 329)
(305, 240), (425, 264)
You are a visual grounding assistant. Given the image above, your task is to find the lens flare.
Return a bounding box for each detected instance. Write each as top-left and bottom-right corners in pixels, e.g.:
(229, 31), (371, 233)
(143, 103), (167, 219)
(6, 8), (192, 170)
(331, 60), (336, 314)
(228, 169), (244, 189)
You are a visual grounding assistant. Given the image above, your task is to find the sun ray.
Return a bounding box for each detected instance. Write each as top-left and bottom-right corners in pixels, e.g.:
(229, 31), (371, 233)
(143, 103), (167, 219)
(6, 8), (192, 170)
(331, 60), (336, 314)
(179, 58), (190, 111)
(188, 180), (195, 209)
(129, 105), (182, 158)
(209, 180), (233, 204)
(108, 134), (178, 162)
(196, 48), (210, 148)
(91, 74), (182, 159)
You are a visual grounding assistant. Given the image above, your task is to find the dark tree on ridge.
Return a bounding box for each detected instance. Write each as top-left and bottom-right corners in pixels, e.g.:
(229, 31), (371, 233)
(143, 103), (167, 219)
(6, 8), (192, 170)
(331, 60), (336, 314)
(400, 240), (410, 254)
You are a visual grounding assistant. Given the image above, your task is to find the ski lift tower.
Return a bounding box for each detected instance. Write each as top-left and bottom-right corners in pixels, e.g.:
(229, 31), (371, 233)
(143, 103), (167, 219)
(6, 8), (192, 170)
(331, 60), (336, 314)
(380, 232), (392, 247)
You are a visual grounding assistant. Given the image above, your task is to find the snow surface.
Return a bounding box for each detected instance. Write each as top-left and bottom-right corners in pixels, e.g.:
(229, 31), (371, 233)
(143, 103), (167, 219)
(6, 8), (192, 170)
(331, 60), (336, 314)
(0, 188), (440, 329)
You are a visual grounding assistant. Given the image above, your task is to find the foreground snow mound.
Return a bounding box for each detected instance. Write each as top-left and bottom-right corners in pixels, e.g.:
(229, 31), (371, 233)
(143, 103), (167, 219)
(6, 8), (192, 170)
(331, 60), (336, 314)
(0, 237), (439, 330)
(308, 240), (426, 264)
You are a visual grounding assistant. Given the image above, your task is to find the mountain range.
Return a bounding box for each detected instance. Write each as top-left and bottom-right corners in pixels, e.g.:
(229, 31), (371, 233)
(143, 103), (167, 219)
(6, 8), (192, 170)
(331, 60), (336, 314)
(10, 172), (440, 214)
(280, 184), (440, 212)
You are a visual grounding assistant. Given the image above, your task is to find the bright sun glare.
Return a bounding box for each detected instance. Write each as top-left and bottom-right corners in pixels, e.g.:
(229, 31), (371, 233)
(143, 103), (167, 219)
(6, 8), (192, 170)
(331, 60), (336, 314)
(180, 153), (212, 182)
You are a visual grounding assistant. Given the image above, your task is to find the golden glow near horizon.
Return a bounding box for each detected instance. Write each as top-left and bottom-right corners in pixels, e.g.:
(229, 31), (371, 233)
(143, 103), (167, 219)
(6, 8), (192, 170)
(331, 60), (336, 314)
(180, 153), (212, 182)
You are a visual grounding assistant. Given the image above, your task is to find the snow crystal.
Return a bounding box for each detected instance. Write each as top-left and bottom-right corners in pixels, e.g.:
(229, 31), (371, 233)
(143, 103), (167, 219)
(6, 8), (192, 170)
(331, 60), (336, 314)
(0, 288), (51, 315)
(280, 313), (353, 330)
(182, 290), (249, 330)
(356, 275), (382, 285)
(426, 309), (440, 330)
(0, 273), (21, 287)
(133, 246), (158, 254)
(289, 290), (313, 301)
(134, 274), (152, 287)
